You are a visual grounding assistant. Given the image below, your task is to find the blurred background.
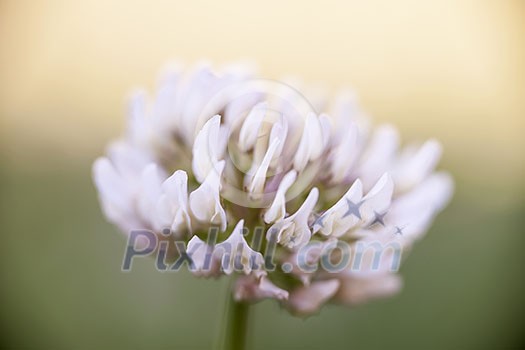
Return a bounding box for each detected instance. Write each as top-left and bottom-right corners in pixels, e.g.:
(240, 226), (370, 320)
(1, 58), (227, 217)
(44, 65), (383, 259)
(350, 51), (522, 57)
(1, 0), (524, 349)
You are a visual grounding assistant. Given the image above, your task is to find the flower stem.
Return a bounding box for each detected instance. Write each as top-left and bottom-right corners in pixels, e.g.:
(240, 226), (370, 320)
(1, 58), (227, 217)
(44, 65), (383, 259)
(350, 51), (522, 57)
(218, 281), (250, 350)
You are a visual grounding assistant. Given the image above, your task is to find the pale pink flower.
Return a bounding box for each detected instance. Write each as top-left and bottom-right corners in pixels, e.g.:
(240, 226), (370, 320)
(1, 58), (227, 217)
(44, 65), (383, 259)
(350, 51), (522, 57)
(93, 62), (453, 316)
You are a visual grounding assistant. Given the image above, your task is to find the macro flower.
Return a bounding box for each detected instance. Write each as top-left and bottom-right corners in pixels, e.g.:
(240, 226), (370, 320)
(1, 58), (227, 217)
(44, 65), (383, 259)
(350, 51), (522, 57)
(93, 62), (453, 317)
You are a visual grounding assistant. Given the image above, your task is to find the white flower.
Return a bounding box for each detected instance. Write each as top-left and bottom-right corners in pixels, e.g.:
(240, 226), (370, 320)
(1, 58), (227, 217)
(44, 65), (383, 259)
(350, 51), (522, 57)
(93, 62), (453, 316)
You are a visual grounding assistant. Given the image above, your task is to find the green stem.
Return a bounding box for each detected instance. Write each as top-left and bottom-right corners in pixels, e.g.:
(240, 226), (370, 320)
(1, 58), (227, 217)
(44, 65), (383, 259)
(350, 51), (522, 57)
(218, 281), (251, 350)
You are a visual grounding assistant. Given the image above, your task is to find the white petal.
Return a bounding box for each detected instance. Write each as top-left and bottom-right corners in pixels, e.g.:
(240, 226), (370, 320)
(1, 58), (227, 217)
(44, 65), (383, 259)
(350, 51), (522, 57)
(286, 279), (340, 315)
(155, 195), (174, 230)
(127, 90), (150, 145)
(158, 170), (192, 232)
(246, 138), (281, 196)
(316, 179), (363, 237)
(108, 140), (153, 176)
(340, 228), (406, 276)
(93, 157), (130, 211)
(293, 187), (319, 223)
(264, 170), (297, 223)
(152, 67), (182, 131)
(162, 170), (189, 205)
(393, 139), (442, 193)
(238, 102), (267, 152)
(359, 173), (394, 226)
(216, 220), (264, 274)
(137, 164), (165, 228)
(331, 89), (371, 132)
(329, 121), (360, 183)
(177, 64), (216, 143)
(192, 115), (223, 183)
(355, 124), (399, 191)
(318, 113), (332, 149)
(189, 161), (227, 231)
(388, 171), (453, 239)
(268, 116), (289, 163)
(92, 157), (138, 231)
(331, 89), (360, 125)
(224, 89), (264, 126)
(186, 235), (221, 277)
(234, 275), (289, 302)
(285, 238), (338, 286)
(293, 113), (326, 172)
(268, 188), (318, 249)
(336, 274), (402, 305)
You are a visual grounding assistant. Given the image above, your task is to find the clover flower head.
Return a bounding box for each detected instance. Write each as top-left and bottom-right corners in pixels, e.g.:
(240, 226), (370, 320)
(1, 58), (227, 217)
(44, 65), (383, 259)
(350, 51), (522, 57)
(93, 62), (453, 316)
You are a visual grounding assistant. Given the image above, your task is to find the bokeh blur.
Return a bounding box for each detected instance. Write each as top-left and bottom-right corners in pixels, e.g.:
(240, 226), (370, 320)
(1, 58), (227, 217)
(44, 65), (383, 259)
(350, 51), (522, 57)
(1, 0), (524, 349)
